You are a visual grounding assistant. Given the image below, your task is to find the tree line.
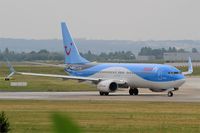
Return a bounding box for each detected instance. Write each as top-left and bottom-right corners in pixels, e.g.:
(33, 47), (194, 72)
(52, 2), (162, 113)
(81, 50), (135, 62)
(0, 48), (136, 62)
(0, 48), (63, 61)
(138, 47), (198, 59)
(0, 47), (198, 62)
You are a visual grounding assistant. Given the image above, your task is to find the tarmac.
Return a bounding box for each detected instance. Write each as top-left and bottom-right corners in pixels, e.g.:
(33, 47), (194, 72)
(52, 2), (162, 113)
(0, 77), (199, 102)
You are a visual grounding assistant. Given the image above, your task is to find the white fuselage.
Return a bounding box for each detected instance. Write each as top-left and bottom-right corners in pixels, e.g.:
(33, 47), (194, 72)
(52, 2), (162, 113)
(89, 66), (185, 91)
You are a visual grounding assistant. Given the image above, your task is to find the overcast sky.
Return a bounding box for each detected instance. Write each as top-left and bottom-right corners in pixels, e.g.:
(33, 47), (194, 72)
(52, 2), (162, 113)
(0, 0), (200, 40)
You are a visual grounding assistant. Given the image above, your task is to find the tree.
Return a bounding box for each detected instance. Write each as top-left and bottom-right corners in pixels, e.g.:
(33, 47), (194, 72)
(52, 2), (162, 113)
(167, 47), (178, 53)
(192, 48), (198, 53)
(4, 48), (9, 55)
(0, 111), (10, 133)
(172, 47), (177, 52)
(178, 48), (185, 53)
(138, 47), (152, 56)
(38, 49), (49, 54)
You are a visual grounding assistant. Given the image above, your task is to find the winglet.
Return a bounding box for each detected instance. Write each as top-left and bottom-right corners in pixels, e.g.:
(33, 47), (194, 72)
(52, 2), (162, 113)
(182, 57), (193, 75)
(5, 60), (15, 81)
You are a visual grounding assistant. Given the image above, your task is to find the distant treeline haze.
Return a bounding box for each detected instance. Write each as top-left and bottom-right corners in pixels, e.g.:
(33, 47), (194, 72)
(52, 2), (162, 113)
(0, 48), (136, 62)
(139, 47), (198, 59)
(0, 47), (198, 62)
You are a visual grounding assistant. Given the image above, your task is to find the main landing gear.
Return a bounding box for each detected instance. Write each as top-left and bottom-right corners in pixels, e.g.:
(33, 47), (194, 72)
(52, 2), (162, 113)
(167, 91), (173, 97)
(99, 91), (109, 96)
(129, 88), (139, 96)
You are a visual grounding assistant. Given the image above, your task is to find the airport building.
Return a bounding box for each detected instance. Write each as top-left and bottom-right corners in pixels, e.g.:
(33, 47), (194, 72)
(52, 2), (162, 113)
(164, 52), (200, 62)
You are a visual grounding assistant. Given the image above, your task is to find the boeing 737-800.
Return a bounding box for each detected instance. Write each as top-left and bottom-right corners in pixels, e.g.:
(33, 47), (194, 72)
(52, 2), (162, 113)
(6, 22), (193, 97)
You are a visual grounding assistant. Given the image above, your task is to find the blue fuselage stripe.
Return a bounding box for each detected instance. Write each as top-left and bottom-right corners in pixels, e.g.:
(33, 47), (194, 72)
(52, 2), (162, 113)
(66, 63), (185, 82)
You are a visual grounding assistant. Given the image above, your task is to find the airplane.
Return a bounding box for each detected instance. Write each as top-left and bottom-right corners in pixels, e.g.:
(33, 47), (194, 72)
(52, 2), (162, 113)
(5, 22), (193, 97)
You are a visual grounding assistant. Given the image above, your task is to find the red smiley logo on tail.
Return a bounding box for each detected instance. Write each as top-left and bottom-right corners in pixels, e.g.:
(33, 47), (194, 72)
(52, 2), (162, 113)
(64, 43), (73, 55)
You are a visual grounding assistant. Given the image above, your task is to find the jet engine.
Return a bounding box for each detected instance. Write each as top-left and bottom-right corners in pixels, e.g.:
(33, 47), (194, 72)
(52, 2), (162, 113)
(97, 80), (118, 92)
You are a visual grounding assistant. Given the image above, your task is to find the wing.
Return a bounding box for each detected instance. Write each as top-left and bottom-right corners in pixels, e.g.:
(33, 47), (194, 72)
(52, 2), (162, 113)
(5, 61), (127, 85)
(17, 72), (126, 84)
(5, 61), (100, 82)
(25, 61), (66, 68)
(17, 72), (100, 82)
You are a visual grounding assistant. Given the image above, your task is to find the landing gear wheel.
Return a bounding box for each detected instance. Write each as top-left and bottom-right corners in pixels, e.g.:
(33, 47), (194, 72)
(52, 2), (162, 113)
(104, 92), (109, 96)
(133, 88), (139, 95)
(129, 89), (134, 95)
(129, 88), (139, 95)
(99, 91), (104, 96)
(99, 92), (109, 96)
(167, 91), (173, 97)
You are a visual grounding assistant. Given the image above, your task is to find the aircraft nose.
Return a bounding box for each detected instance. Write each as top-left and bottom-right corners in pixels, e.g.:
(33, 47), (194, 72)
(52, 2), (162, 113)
(179, 78), (186, 84)
(175, 78), (186, 88)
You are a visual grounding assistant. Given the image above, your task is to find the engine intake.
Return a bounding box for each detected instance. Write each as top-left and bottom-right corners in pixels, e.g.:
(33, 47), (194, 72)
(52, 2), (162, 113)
(97, 80), (118, 92)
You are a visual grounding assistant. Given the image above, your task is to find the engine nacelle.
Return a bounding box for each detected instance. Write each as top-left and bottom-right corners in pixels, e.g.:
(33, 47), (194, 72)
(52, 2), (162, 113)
(97, 80), (118, 92)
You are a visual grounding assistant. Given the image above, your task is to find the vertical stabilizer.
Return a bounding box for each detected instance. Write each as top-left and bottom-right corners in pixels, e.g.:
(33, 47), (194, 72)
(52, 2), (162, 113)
(61, 22), (89, 64)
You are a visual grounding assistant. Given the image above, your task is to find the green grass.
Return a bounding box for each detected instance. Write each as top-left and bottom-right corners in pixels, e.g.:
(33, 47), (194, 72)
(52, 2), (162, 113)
(0, 65), (95, 92)
(0, 100), (199, 133)
(178, 66), (200, 76)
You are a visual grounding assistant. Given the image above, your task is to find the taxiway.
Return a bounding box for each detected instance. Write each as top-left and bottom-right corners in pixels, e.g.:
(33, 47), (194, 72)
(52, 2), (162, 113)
(0, 77), (199, 102)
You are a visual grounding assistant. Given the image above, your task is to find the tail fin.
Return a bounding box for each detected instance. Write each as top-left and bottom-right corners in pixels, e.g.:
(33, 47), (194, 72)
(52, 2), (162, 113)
(61, 22), (89, 64)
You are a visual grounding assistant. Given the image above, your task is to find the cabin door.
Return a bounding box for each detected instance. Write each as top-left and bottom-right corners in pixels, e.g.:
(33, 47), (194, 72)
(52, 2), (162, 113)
(157, 69), (163, 80)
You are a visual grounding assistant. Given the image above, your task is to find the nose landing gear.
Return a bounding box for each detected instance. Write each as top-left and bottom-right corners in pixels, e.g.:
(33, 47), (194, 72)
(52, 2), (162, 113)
(167, 87), (179, 97)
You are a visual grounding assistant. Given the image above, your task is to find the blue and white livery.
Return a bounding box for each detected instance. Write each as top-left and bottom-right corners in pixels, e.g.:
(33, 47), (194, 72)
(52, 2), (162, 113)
(6, 22), (193, 97)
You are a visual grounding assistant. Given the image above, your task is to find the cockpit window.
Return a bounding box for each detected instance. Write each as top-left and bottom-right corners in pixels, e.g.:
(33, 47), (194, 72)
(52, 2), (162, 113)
(168, 72), (181, 75)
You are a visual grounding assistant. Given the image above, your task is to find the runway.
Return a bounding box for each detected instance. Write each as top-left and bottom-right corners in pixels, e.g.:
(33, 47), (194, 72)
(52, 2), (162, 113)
(0, 77), (199, 102)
